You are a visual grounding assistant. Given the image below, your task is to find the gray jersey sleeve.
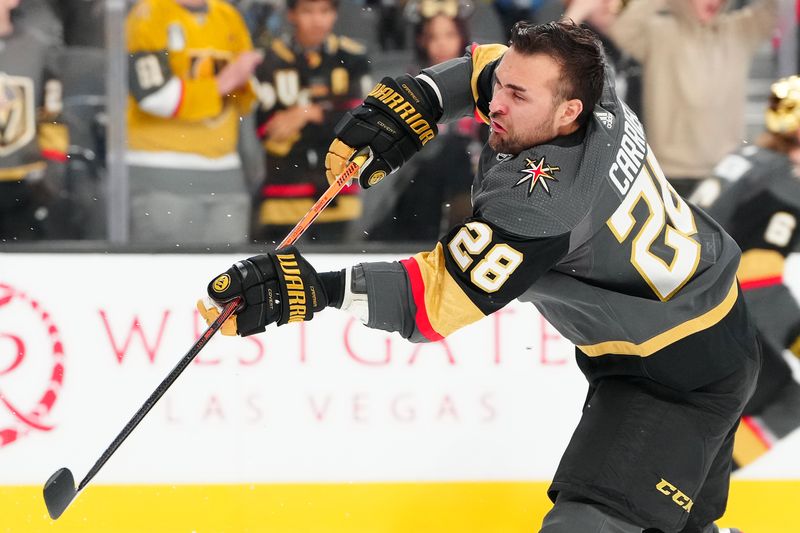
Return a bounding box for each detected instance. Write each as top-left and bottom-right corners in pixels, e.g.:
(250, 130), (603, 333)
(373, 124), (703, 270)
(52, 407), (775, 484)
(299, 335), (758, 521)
(350, 262), (429, 343)
(419, 56), (475, 123)
(419, 44), (505, 124)
(348, 219), (571, 344)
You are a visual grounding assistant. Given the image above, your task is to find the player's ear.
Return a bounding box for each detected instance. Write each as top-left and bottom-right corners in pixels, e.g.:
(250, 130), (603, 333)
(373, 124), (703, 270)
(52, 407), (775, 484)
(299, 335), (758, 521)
(557, 98), (583, 128)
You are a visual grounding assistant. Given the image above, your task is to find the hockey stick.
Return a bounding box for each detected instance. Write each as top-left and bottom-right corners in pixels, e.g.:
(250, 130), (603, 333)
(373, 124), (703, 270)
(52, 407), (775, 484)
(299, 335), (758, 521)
(43, 149), (371, 520)
(274, 149), (372, 248)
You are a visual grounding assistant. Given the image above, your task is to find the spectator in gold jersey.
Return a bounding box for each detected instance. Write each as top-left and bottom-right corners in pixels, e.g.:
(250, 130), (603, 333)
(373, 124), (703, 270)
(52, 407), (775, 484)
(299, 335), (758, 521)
(126, 0), (262, 245)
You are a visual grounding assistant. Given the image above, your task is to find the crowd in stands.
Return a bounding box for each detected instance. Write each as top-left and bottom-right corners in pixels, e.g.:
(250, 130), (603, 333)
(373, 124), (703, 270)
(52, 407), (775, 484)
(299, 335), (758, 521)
(0, 0), (793, 246)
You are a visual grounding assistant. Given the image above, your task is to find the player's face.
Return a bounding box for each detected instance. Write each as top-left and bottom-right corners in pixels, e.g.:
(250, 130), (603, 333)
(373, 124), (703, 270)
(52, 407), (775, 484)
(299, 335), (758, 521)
(690, 0), (724, 24)
(420, 15), (463, 66)
(289, 0), (338, 49)
(488, 49), (571, 155)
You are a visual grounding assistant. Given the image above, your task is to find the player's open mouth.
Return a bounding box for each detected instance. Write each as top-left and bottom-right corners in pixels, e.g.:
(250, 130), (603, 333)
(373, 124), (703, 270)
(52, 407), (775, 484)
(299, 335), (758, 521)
(491, 120), (506, 133)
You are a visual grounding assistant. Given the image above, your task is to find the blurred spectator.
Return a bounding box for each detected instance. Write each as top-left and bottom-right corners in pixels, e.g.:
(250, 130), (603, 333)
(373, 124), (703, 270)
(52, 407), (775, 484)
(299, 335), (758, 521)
(0, 0), (71, 241)
(607, 0), (778, 198)
(364, 5), (484, 243)
(125, 0), (262, 245)
(252, 0), (370, 243)
(366, 0), (408, 51)
(561, 0), (643, 119)
(57, 44), (108, 240)
(235, 0), (283, 43)
(404, 0), (474, 28)
(411, 3), (470, 64)
(689, 75), (800, 470)
(20, 0), (60, 41)
(51, 0), (105, 47)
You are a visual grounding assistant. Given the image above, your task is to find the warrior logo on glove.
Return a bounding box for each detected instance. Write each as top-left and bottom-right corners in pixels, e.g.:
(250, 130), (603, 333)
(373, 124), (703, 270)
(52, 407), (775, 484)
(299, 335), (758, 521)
(199, 246), (330, 336)
(365, 81), (436, 146)
(275, 252), (317, 322)
(325, 74), (440, 189)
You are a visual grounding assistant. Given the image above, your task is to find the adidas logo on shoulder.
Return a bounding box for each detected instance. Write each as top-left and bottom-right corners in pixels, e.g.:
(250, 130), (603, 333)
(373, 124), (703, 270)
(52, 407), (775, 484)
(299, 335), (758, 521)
(594, 109), (614, 129)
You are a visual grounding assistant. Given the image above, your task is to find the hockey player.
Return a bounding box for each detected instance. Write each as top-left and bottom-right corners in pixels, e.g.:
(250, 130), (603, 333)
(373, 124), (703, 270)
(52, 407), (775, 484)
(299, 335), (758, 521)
(690, 75), (800, 471)
(199, 21), (755, 533)
(252, 0), (371, 243)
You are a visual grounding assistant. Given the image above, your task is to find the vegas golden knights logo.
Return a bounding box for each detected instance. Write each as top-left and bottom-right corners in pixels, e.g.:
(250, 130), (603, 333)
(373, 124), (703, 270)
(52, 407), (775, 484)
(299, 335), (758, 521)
(0, 73), (35, 157)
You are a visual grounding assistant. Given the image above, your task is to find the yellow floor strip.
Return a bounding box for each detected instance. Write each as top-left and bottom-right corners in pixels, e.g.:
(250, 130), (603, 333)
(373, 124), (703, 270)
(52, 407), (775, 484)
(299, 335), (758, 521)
(1, 480), (798, 533)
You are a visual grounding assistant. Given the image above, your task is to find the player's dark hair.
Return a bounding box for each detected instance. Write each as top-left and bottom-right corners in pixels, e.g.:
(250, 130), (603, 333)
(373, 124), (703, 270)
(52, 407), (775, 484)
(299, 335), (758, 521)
(287, 0), (339, 11)
(508, 20), (605, 125)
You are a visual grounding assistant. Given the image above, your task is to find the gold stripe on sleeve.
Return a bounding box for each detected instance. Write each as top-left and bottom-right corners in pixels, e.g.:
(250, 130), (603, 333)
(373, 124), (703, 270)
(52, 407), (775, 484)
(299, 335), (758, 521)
(410, 243), (486, 337)
(470, 44), (506, 124)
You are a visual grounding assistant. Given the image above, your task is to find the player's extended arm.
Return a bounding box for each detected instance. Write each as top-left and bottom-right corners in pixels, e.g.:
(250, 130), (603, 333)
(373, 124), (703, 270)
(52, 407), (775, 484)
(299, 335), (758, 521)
(199, 219), (569, 341)
(350, 218), (570, 342)
(324, 44), (506, 189)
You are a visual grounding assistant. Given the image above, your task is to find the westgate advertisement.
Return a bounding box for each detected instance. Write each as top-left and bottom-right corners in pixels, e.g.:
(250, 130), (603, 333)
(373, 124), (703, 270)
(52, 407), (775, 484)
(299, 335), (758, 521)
(1, 253), (798, 531)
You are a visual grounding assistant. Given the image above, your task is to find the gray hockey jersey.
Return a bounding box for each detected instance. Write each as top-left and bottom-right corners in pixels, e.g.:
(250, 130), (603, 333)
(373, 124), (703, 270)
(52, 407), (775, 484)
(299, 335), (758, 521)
(354, 44), (744, 390)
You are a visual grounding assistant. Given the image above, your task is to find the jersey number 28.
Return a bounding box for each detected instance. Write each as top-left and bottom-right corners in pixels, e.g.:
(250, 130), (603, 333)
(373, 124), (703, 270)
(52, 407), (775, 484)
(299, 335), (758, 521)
(607, 153), (700, 301)
(448, 222), (523, 293)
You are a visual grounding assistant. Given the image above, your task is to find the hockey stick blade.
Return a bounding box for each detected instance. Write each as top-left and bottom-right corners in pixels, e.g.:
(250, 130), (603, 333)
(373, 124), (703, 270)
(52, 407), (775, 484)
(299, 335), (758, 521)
(43, 467), (77, 520)
(42, 297), (240, 520)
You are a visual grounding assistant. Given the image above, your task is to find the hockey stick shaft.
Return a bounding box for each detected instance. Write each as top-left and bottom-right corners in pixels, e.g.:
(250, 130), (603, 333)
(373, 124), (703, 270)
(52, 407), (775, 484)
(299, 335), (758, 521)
(78, 155), (367, 491)
(77, 297), (239, 491)
(277, 152), (368, 248)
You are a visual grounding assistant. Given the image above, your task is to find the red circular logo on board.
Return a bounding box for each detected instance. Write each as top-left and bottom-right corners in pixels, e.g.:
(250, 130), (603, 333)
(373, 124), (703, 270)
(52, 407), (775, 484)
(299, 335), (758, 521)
(0, 283), (65, 447)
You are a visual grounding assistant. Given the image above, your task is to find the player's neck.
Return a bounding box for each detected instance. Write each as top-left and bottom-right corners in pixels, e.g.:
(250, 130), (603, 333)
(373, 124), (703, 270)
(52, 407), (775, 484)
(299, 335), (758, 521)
(556, 121), (580, 138)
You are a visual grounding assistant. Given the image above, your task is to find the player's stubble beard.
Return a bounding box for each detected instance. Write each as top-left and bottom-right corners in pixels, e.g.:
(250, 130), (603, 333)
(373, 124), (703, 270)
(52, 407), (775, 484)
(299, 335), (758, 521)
(487, 111), (557, 155)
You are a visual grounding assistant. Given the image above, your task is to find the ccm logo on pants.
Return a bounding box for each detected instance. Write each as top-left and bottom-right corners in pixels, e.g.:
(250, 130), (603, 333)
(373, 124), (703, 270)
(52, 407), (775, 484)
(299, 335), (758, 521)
(656, 478), (694, 512)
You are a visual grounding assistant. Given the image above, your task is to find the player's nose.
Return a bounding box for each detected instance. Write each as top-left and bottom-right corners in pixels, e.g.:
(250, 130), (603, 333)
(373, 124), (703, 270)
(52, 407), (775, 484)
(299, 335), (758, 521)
(488, 96), (507, 115)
